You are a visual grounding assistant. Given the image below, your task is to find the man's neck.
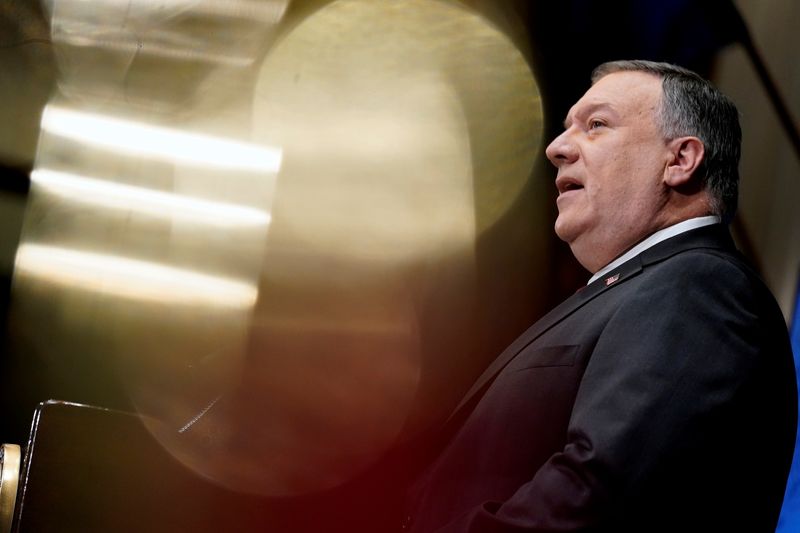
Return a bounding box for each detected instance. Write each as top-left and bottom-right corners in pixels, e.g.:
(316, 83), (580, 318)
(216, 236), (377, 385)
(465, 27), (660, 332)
(587, 215), (721, 285)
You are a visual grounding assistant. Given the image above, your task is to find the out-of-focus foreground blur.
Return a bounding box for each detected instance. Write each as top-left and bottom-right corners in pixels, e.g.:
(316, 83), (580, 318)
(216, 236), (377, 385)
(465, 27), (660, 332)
(0, 1), (798, 532)
(7, 0), (547, 497)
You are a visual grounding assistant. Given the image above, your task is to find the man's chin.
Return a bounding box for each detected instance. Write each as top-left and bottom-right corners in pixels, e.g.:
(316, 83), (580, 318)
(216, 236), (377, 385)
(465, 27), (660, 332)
(554, 226), (596, 272)
(553, 218), (578, 244)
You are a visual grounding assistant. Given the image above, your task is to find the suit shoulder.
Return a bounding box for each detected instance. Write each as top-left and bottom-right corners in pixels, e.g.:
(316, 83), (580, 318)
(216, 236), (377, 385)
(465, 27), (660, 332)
(639, 247), (784, 322)
(646, 247), (761, 288)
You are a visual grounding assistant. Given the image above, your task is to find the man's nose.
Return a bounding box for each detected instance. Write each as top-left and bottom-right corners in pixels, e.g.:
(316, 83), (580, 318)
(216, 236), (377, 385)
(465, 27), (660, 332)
(545, 130), (577, 167)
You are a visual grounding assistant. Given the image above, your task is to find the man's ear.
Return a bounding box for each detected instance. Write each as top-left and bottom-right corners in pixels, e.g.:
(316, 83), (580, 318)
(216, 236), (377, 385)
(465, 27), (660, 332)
(664, 136), (705, 187)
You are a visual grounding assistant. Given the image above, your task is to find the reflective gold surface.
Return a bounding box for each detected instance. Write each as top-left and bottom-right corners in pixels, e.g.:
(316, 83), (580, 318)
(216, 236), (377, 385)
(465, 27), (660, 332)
(0, 443), (21, 533)
(11, 0), (543, 496)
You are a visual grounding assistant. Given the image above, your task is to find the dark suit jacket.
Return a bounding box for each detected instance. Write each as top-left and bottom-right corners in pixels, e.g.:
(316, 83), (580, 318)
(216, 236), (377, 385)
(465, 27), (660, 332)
(404, 224), (797, 532)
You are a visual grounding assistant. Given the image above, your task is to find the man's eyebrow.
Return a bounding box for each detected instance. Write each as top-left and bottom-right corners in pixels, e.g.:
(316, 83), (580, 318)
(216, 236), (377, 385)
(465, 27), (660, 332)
(562, 103), (616, 130)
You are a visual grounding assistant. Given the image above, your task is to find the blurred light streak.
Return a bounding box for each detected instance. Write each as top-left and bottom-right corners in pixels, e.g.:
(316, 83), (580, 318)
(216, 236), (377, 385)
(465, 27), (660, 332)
(15, 244), (258, 308)
(56, 31), (259, 67)
(41, 106), (282, 173)
(49, 0), (290, 66)
(31, 169), (271, 227)
(54, 0), (290, 22)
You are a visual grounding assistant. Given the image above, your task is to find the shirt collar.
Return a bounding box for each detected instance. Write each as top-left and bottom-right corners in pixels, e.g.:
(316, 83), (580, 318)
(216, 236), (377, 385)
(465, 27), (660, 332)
(587, 215), (721, 285)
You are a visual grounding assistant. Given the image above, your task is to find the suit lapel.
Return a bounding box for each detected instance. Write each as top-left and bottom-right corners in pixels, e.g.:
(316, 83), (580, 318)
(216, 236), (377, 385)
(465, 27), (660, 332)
(446, 223), (736, 424)
(446, 257), (644, 422)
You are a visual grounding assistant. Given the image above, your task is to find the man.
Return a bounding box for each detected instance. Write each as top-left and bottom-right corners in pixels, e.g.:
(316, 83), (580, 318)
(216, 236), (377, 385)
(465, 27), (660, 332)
(403, 60), (797, 532)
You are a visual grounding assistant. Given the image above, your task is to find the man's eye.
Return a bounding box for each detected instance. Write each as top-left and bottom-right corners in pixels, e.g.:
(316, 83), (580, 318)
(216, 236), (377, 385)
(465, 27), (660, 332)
(589, 120), (604, 129)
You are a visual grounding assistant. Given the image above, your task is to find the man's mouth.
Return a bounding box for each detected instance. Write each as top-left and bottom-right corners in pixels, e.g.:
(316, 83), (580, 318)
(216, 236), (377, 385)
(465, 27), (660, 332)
(556, 176), (584, 195)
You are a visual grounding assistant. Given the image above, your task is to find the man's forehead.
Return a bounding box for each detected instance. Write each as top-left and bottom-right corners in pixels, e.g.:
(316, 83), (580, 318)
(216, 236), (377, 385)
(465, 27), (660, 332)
(564, 71), (661, 126)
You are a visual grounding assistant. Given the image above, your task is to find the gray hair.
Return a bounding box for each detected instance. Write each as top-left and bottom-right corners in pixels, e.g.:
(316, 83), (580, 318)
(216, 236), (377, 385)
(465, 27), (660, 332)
(591, 60), (741, 221)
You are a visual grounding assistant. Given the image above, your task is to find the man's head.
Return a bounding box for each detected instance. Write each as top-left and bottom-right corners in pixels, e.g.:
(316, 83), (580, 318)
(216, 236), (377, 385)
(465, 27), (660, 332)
(545, 60), (741, 273)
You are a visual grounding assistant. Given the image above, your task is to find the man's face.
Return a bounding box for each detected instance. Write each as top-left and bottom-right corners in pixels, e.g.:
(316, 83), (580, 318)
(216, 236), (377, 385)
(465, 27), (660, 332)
(545, 71), (672, 273)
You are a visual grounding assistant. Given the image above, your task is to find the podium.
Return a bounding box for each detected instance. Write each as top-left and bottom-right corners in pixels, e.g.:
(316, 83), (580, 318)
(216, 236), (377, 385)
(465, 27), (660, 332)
(3, 401), (271, 532)
(1, 400), (406, 533)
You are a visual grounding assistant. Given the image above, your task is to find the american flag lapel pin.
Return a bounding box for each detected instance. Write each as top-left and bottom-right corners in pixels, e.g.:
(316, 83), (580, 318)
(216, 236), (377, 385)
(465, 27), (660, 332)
(605, 273), (620, 286)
